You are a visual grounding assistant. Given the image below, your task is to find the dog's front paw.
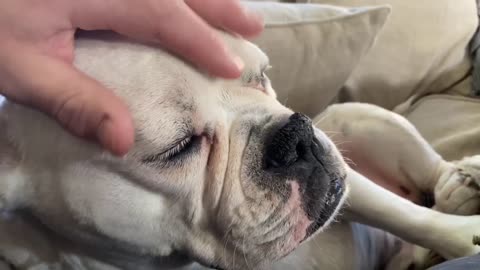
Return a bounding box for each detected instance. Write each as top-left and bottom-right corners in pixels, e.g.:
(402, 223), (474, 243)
(434, 157), (480, 215)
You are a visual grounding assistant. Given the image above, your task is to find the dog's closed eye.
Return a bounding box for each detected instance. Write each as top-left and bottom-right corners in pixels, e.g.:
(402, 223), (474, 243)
(142, 135), (202, 164)
(244, 64), (272, 93)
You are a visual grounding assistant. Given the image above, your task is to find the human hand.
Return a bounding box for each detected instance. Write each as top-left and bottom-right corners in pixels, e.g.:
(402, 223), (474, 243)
(0, 0), (263, 156)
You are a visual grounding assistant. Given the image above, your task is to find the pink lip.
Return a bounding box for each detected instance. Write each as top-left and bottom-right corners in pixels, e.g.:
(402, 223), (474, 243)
(280, 181), (313, 255)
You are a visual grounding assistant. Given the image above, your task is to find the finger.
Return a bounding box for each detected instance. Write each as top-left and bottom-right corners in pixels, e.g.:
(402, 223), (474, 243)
(71, 0), (245, 79)
(0, 44), (134, 156)
(185, 0), (264, 38)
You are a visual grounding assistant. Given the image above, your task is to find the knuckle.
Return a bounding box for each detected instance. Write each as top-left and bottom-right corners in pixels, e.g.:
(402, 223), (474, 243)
(151, 0), (183, 20)
(51, 91), (90, 136)
(148, 1), (185, 40)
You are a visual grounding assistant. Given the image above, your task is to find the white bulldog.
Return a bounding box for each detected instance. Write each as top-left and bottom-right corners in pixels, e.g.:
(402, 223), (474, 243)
(0, 31), (480, 270)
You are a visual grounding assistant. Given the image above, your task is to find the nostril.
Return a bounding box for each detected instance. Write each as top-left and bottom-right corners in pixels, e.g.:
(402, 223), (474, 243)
(296, 140), (310, 159)
(265, 113), (314, 169)
(266, 146), (298, 168)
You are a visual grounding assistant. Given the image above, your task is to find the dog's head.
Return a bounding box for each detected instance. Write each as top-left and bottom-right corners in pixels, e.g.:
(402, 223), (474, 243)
(0, 31), (347, 269)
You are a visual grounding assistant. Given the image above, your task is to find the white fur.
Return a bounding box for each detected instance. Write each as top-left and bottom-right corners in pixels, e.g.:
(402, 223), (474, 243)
(1, 32), (480, 270)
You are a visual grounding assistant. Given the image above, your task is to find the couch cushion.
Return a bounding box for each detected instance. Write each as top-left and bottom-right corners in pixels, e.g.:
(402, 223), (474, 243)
(302, 0), (478, 110)
(242, 1), (390, 116)
(401, 94), (480, 161)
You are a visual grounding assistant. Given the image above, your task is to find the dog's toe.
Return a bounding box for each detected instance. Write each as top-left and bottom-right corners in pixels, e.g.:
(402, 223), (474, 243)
(434, 164), (480, 215)
(458, 168), (480, 190)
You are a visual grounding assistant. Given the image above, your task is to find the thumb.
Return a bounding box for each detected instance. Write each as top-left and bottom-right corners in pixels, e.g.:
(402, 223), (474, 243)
(0, 44), (134, 156)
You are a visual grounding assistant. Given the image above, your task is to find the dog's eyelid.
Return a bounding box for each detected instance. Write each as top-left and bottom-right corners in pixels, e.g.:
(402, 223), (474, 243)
(141, 135), (192, 164)
(244, 72), (254, 83)
(141, 125), (194, 164)
(163, 126), (193, 151)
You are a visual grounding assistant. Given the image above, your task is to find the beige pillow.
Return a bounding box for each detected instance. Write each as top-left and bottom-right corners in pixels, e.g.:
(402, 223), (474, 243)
(301, 0), (478, 110)
(243, 2), (390, 116)
(401, 94), (480, 162)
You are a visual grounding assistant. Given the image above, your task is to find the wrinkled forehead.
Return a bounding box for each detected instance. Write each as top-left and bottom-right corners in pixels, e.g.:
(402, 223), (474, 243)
(74, 30), (270, 142)
(75, 30), (268, 104)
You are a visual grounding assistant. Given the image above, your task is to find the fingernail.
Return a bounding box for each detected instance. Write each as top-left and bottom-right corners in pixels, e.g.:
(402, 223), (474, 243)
(97, 118), (115, 153)
(97, 118), (128, 157)
(233, 55), (245, 72)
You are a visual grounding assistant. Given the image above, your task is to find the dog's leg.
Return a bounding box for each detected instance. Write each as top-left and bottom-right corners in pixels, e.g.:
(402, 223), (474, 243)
(315, 103), (480, 214)
(434, 156), (480, 215)
(343, 167), (480, 260)
(313, 103), (480, 263)
(315, 103), (444, 203)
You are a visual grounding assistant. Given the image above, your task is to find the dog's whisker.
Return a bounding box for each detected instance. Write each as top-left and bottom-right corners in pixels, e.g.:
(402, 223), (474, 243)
(222, 233), (230, 268)
(322, 130), (342, 135)
(345, 161), (356, 167)
(325, 133), (339, 141)
(345, 160), (356, 166)
(311, 234), (324, 252)
(222, 221), (235, 268)
(334, 141), (351, 146)
(242, 235), (252, 270)
(313, 115), (328, 126)
(232, 242), (238, 270)
(342, 157), (357, 167)
(331, 141), (352, 147)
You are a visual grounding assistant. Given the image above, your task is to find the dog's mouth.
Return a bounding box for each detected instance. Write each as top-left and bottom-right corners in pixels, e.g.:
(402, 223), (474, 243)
(258, 115), (347, 251)
(196, 172), (346, 270)
(301, 136), (347, 240)
(199, 114), (348, 269)
(304, 176), (345, 239)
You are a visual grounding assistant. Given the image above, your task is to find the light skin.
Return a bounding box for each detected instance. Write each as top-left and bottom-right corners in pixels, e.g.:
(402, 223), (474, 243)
(0, 0), (264, 156)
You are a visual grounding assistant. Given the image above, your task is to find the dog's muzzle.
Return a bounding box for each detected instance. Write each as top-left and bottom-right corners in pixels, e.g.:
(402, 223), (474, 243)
(264, 113), (345, 238)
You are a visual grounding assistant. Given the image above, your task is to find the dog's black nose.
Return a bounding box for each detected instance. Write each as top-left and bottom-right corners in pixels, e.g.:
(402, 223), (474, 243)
(264, 113), (314, 168)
